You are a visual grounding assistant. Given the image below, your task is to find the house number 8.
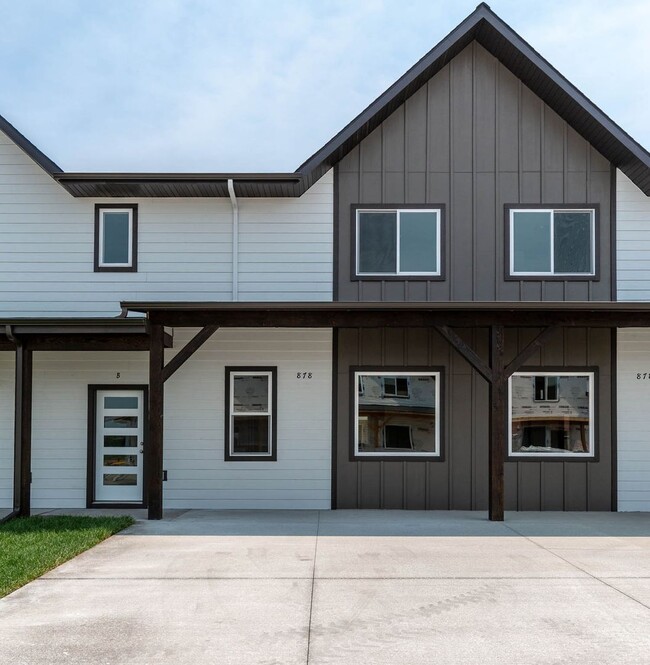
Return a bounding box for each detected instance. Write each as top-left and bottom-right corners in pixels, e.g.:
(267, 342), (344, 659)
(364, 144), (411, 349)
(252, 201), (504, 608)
(297, 372), (313, 379)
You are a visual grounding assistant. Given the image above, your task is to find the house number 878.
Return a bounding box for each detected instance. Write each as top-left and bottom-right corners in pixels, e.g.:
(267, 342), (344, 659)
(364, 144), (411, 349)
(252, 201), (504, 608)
(297, 372), (313, 379)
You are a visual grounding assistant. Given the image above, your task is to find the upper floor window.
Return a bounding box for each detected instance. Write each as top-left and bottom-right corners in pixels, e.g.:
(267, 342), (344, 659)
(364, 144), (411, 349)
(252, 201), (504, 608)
(507, 207), (596, 278)
(355, 207), (442, 277)
(94, 204), (137, 272)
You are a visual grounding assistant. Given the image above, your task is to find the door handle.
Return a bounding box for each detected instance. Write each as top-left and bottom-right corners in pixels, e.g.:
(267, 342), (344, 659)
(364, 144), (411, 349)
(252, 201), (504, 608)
(139, 442), (144, 454)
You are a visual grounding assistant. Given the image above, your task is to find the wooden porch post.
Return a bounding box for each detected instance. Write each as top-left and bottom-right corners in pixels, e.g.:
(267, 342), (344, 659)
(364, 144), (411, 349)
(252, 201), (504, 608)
(14, 344), (33, 517)
(489, 325), (505, 521)
(147, 323), (165, 520)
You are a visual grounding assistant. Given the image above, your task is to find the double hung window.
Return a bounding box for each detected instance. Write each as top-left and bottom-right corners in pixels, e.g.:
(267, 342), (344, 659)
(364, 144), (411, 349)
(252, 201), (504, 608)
(225, 368), (277, 461)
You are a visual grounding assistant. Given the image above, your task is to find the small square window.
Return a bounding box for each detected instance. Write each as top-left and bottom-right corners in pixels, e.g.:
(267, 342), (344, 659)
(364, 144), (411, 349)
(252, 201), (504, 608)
(356, 208), (441, 277)
(95, 205), (137, 272)
(509, 372), (595, 458)
(508, 207), (595, 277)
(354, 371), (441, 457)
(225, 368), (277, 461)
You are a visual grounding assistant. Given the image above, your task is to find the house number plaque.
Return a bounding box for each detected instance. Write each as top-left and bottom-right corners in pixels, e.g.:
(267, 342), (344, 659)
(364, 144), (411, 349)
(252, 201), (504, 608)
(297, 372), (313, 379)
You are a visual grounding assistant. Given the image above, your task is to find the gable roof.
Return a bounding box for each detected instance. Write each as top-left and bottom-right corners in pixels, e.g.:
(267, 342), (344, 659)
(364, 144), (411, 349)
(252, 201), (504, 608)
(2, 3), (650, 197)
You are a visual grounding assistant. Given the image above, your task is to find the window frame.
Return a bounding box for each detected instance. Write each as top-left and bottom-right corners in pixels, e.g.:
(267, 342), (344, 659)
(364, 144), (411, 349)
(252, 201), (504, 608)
(224, 366), (277, 462)
(94, 204), (138, 272)
(508, 369), (597, 460)
(351, 368), (444, 461)
(505, 204), (599, 280)
(351, 204), (446, 280)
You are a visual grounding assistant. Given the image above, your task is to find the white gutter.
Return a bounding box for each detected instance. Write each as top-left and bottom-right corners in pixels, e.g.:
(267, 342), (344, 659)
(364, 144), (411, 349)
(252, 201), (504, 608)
(227, 178), (239, 301)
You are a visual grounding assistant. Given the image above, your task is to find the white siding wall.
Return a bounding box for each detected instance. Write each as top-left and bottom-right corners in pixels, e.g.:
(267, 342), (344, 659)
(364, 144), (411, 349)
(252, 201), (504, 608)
(617, 170), (650, 301)
(0, 130), (333, 316)
(617, 329), (650, 511)
(0, 329), (331, 510)
(0, 352), (15, 508)
(616, 172), (650, 510)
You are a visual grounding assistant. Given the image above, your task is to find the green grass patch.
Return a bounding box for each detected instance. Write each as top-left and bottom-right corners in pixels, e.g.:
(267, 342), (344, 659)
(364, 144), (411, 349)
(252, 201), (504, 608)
(0, 514), (134, 598)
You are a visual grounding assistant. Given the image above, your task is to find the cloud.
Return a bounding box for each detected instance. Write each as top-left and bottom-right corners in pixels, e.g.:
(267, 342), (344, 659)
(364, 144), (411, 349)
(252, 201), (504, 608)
(0, 0), (647, 171)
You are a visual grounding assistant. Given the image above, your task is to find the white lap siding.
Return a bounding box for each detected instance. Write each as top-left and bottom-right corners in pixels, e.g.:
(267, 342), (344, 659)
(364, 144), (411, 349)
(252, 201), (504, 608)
(0, 130), (333, 316)
(617, 170), (650, 301)
(26, 329), (331, 510)
(0, 352), (15, 508)
(617, 329), (650, 511)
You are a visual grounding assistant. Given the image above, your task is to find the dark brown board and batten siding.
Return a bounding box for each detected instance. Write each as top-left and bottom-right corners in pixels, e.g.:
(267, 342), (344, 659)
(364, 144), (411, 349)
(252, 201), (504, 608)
(335, 42), (612, 302)
(336, 326), (612, 511)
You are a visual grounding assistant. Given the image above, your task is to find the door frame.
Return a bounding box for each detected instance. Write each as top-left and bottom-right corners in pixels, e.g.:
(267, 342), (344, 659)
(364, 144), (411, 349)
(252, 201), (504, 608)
(87, 384), (149, 509)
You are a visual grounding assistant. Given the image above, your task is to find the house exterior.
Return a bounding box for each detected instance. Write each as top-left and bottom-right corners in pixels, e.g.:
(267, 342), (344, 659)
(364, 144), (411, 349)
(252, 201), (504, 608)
(2, 3), (650, 520)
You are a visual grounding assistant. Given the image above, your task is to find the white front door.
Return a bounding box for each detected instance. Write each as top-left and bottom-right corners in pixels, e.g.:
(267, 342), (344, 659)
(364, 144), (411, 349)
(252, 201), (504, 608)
(94, 389), (145, 503)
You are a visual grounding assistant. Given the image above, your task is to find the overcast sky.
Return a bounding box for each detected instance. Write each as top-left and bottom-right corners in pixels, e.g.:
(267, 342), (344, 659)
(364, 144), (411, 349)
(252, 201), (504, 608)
(1, 0), (648, 172)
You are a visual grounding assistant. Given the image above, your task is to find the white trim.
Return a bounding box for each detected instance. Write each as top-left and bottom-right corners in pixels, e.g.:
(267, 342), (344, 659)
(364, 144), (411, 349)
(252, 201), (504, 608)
(354, 371), (441, 457)
(509, 208), (596, 277)
(228, 370), (273, 457)
(98, 208), (134, 268)
(508, 371), (595, 458)
(356, 209), (441, 277)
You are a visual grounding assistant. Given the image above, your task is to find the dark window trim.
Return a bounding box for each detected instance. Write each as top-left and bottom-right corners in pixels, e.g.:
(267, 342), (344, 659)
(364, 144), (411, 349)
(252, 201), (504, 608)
(349, 365), (445, 462)
(224, 366), (278, 462)
(507, 366), (600, 463)
(350, 203), (446, 281)
(504, 203), (600, 282)
(86, 384), (149, 509)
(94, 203), (138, 273)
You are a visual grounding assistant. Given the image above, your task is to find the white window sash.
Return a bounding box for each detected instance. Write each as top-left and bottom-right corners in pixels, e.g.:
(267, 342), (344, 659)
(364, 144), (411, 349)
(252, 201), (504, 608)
(509, 208), (596, 277)
(508, 371), (595, 458)
(229, 371), (273, 457)
(98, 208), (133, 268)
(356, 209), (441, 277)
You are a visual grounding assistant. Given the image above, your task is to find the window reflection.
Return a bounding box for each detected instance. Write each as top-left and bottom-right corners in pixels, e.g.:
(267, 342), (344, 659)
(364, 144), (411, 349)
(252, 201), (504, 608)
(356, 373), (439, 455)
(510, 374), (593, 455)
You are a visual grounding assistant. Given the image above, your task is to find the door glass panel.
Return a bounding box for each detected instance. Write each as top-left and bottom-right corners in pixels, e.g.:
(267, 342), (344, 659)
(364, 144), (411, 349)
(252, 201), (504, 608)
(233, 375), (269, 413)
(104, 455), (138, 467)
(103, 473), (137, 486)
(358, 212), (397, 273)
(104, 396), (139, 409)
(233, 416), (270, 453)
(102, 212), (130, 264)
(104, 435), (138, 447)
(399, 211), (438, 273)
(104, 415), (138, 428)
(554, 212), (592, 273)
(512, 211), (551, 272)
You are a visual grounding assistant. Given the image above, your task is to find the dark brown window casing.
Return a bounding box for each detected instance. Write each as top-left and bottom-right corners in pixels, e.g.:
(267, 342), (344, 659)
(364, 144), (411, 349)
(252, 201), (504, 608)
(94, 203), (138, 273)
(349, 366), (446, 462)
(224, 366), (278, 462)
(504, 203), (600, 282)
(351, 204), (446, 282)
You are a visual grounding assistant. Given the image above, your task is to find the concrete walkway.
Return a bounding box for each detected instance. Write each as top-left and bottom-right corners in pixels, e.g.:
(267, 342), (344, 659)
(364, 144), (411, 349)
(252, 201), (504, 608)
(1, 510), (650, 664)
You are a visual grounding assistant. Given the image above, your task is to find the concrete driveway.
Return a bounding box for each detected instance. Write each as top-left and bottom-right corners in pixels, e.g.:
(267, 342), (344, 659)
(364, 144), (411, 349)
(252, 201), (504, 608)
(1, 510), (650, 665)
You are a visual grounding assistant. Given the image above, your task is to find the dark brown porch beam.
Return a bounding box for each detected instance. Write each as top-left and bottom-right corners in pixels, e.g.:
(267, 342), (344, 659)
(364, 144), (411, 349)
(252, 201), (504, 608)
(489, 325), (506, 522)
(162, 325), (218, 382)
(434, 325), (492, 383)
(504, 325), (560, 377)
(13, 344), (33, 516)
(147, 323), (165, 520)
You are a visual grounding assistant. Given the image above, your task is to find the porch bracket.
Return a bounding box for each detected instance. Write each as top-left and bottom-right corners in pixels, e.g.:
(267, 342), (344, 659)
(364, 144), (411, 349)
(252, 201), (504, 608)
(434, 325), (493, 383)
(503, 325), (560, 378)
(162, 325), (219, 382)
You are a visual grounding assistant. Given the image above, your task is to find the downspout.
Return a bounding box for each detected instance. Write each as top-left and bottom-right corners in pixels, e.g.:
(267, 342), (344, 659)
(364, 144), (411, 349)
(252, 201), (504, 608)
(228, 178), (239, 301)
